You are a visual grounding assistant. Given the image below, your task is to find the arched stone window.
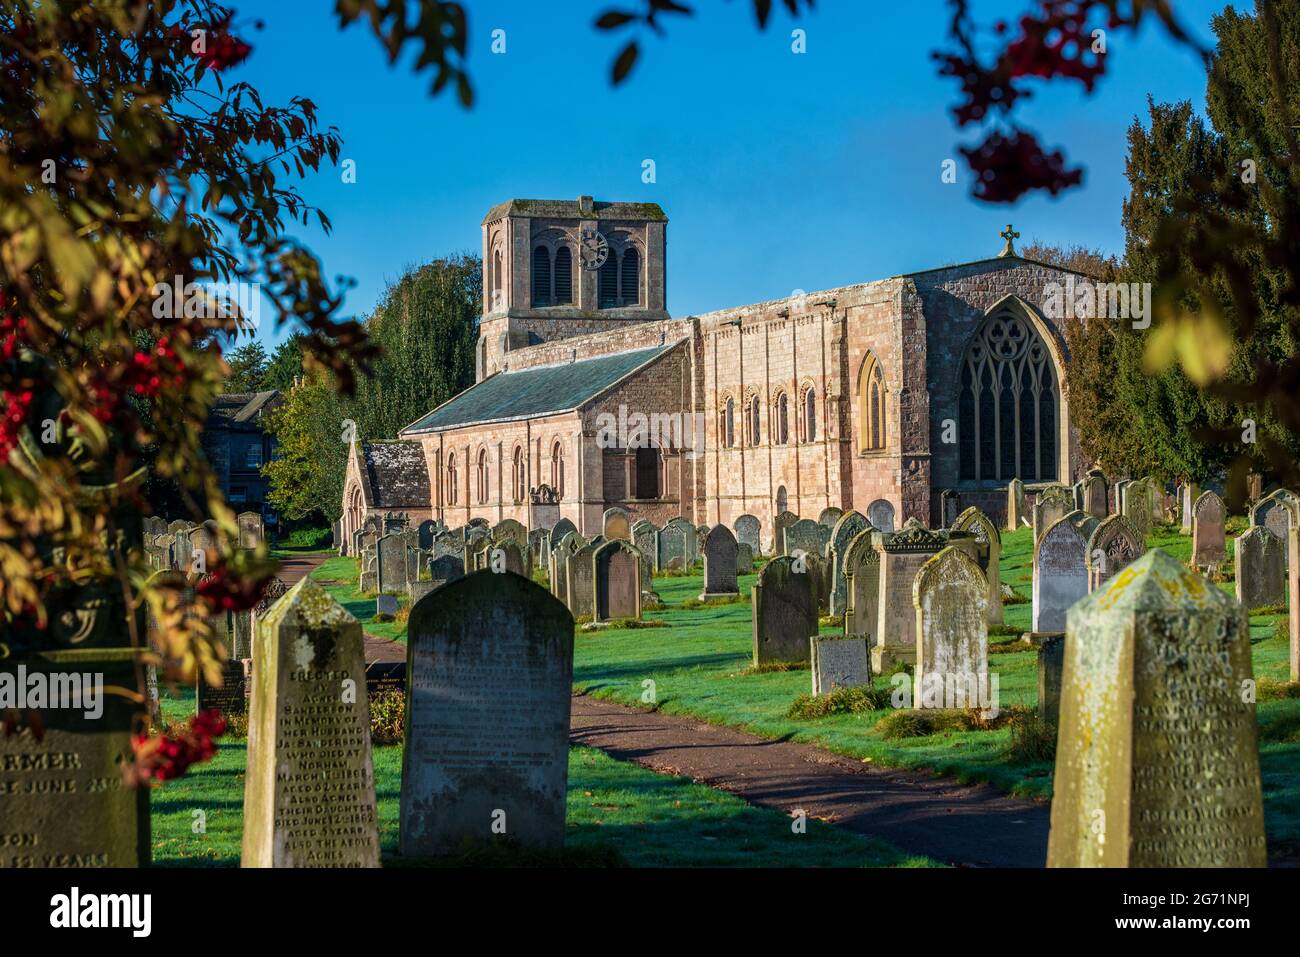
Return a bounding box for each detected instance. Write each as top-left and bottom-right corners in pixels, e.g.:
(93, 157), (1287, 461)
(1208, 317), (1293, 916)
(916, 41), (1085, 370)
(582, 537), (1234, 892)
(859, 353), (886, 452)
(446, 453), (458, 506)
(599, 238), (642, 309)
(532, 246), (551, 306)
(746, 394), (761, 446)
(512, 445), (526, 503)
(553, 246), (573, 305)
(491, 247), (504, 311)
(550, 440), (565, 499)
(800, 385), (817, 443)
(721, 397), (735, 449)
(773, 391), (790, 445)
(620, 248), (640, 305)
(476, 447), (489, 504)
(958, 305), (1059, 482)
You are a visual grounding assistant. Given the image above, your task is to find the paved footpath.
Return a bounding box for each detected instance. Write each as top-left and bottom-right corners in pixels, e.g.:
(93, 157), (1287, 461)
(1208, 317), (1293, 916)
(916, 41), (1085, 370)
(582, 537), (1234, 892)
(276, 551), (405, 664)
(569, 693), (1051, 867)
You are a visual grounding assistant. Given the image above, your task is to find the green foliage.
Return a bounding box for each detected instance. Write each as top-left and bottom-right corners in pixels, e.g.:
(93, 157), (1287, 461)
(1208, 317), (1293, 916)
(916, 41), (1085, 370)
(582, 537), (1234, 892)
(223, 340), (269, 393)
(787, 685), (890, 719)
(1004, 707), (1057, 763)
(261, 370), (349, 522)
(260, 334), (305, 392)
(369, 689), (405, 744)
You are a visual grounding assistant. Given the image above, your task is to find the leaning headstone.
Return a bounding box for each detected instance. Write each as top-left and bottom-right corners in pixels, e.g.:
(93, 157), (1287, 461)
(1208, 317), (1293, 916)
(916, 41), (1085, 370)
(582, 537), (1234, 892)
(242, 578), (379, 867)
(1005, 480), (1025, 531)
(912, 547), (988, 710)
(401, 572), (574, 854)
(1082, 468), (1108, 520)
(751, 556), (817, 666)
(602, 507), (631, 542)
(1085, 514), (1145, 592)
(593, 540), (643, 622)
(1038, 633), (1065, 725)
(1032, 516), (1088, 634)
(1191, 490), (1226, 570)
(700, 524), (740, 599)
(827, 510), (870, 617)
(734, 514), (761, 555)
(866, 499), (895, 533)
(810, 635), (871, 695)
(1032, 486), (1074, 543)
(1235, 525), (1286, 610)
(871, 519), (948, 673)
(950, 506), (1002, 626)
(1047, 550), (1266, 867)
(842, 529), (880, 641)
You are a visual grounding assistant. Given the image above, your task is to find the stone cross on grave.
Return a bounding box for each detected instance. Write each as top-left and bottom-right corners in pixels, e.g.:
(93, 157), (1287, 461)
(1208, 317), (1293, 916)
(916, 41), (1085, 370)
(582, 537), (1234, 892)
(998, 223), (1020, 258)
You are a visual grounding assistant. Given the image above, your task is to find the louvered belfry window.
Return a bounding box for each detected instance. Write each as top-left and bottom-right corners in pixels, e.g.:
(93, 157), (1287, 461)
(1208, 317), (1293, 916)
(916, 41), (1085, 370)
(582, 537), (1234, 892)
(620, 248), (640, 305)
(532, 246), (551, 306)
(553, 247), (573, 304)
(598, 255), (619, 308)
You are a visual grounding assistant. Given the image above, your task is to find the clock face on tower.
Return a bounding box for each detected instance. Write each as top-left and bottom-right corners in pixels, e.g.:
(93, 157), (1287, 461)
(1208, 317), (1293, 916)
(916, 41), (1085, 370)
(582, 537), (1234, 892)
(579, 228), (608, 270)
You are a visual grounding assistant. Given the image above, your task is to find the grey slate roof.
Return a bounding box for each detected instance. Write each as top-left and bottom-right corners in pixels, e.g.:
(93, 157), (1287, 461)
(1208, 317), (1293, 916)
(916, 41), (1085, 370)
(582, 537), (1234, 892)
(402, 344), (677, 434)
(482, 199), (667, 224)
(207, 390), (282, 430)
(361, 440), (431, 507)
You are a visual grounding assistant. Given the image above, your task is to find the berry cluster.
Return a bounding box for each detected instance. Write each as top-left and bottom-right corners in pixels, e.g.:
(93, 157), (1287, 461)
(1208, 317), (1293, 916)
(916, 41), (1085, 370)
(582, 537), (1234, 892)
(131, 708), (227, 783)
(962, 130), (1083, 203)
(196, 562), (274, 613)
(0, 303), (33, 461)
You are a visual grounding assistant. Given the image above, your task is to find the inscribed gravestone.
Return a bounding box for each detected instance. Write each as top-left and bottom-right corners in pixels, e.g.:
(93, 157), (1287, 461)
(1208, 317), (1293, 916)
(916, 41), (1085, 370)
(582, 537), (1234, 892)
(657, 519), (688, 570)
(950, 506), (1002, 626)
(1253, 489), (1299, 574)
(842, 529), (880, 640)
(427, 554), (465, 589)
(751, 556), (817, 666)
(784, 519), (829, 561)
(401, 572), (574, 854)
(594, 540), (642, 621)
(828, 510), (870, 617)
(1033, 516), (1088, 633)
(1191, 490), (1226, 569)
(1047, 550), (1266, 867)
(566, 540), (600, 619)
(376, 534), (405, 593)
(237, 511), (264, 548)
(700, 524), (739, 599)
(1121, 479), (1153, 539)
(1082, 468), (1108, 520)
(241, 579), (379, 867)
(1181, 482), (1200, 534)
(736, 542), (754, 574)
(1085, 515), (1145, 592)
(1235, 525), (1285, 610)
(734, 514), (761, 555)
(872, 519), (948, 672)
(912, 547), (988, 709)
(549, 533), (583, 602)
(818, 507), (843, 528)
(602, 507), (631, 542)
(551, 517), (578, 544)
(1032, 486), (1073, 543)
(866, 499), (895, 533)
(810, 636), (870, 695)
(632, 519), (658, 577)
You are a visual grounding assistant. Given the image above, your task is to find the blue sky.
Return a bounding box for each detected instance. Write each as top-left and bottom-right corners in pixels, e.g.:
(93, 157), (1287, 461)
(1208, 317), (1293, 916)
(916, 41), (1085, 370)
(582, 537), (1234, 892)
(233, 0), (1228, 349)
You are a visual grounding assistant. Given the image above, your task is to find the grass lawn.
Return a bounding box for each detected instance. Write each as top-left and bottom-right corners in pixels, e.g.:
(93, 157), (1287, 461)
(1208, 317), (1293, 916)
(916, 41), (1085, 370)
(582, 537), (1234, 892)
(151, 690), (932, 867)
(284, 527), (1300, 857)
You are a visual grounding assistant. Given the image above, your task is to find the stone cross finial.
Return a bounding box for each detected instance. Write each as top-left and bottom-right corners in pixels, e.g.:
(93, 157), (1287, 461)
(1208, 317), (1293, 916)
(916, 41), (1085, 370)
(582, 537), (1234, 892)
(998, 224), (1020, 258)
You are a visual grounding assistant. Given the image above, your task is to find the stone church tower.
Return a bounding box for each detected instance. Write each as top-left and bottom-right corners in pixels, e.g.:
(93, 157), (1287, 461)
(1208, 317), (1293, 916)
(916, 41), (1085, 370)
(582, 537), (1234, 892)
(478, 196), (669, 379)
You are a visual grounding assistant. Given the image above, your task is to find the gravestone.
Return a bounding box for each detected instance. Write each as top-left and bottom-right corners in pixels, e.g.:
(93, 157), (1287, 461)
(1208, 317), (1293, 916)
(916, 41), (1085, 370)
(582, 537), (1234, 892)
(1032, 516), (1088, 634)
(940, 489), (961, 527)
(912, 547), (988, 710)
(773, 510), (799, 554)
(172, 526), (193, 574)
(236, 511), (264, 548)
(488, 539), (528, 577)
(866, 499), (895, 533)
(1252, 489), (1299, 574)
(1071, 480), (1084, 513)
(197, 659), (247, 716)
(401, 572), (573, 854)
(1291, 528), (1299, 681)
(566, 540), (601, 619)
(818, 507), (843, 528)
(431, 529), (462, 562)
(827, 510), (871, 617)
(242, 579), (379, 867)
(1180, 482), (1200, 534)
(376, 534), (405, 593)
(1005, 479), (1025, 531)
(734, 514), (761, 555)
(842, 529), (880, 640)
(1047, 550), (1266, 867)
(784, 518), (830, 561)
(810, 636), (871, 695)
(1235, 525), (1286, 610)
(1032, 486), (1074, 543)
(632, 519), (658, 577)
(376, 594), (399, 617)
(736, 542), (754, 574)
(1121, 479), (1153, 540)
(409, 580), (437, 604)
(358, 552), (377, 593)
(427, 554), (465, 589)
(1082, 468), (1108, 520)
(492, 518), (529, 555)
(528, 528), (551, 566)
(1112, 479), (1130, 517)
(1191, 490), (1226, 569)
(950, 506), (1002, 626)
(549, 533), (584, 602)
(751, 555), (817, 666)
(1085, 515), (1145, 592)
(602, 507), (631, 542)
(594, 540), (643, 622)
(551, 517), (578, 544)
(872, 519), (949, 673)
(656, 519), (689, 570)
(700, 524), (739, 599)
(1038, 634), (1065, 725)
(417, 520), (440, 550)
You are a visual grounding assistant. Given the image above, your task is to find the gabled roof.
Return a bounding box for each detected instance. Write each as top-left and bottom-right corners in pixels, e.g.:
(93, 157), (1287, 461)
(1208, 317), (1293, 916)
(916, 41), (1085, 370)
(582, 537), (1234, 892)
(401, 344), (678, 435)
(207, 390), (282, 430)
(482, 199), (667, 224)
(360, 440), (431, 508)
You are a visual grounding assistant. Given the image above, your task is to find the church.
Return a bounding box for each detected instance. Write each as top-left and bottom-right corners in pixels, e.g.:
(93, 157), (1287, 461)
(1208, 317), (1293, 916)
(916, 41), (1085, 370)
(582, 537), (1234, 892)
(341, 196), (1089, 550)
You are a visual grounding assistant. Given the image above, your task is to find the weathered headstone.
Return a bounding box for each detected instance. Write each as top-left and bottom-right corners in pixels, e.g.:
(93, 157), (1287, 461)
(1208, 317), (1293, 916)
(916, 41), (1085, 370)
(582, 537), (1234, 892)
(810, 635), (870, 695)
(566, 539), (601, 619)
(939, 489), (961, 528)
(871, 519), (948, 672)
(1082, 468), (1108, 520)
(1191, 490), (1226, 570)
(1038, 633), (1064, 725)
(1180, 481), (1200, 534)
(549, 532), (584, 602)
(528, 527), (551, 566)
(734, 514), (761, 555)
(376, 594), (400, 617)
(773, 510), (799, 554)
(657, 518), (690, 570)
(376, 534), (405, 593)
(736, 542), (754, 574)
(817, 506), (843, 528)
(784, 518), (830, 561)
(1252, 488), (1299, 574)
(912, 547), (988, 710)
(700, 524), (739, 599)
(242, 579), (379, 867)
(1005, 479), (1025, 531)
(1047, 550), (1267, 867)
(841, 529), (880, 641)
(492, 518), (529, 555)
(602, 507), (631, 542)
(1121, 478), (1153, 539)
(417, 519), (440, 550)
(594, 540), (643, 621)
(1235, 525), (1286, 610)
(427, 554), (465, 589)
(751, 556), (817, 666)
(827, 510), (871, 617)
(237, 511), (264, 549)
(1085, 514), (1145, 592)
(401, 572), (574, 854)
(866, 499), (895, 533)
(632, 519), (658, 580)
(550, 517), (578, 544)
(1032, 516), (1088, 634)
(950, 506), (1002, 626)
(1032, 485), (1074, 543)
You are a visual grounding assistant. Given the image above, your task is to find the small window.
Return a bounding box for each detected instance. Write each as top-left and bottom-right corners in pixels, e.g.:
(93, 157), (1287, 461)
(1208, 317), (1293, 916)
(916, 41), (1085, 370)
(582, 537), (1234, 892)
(532, 246), (552, 307)
(635, 447), (660, 499)
(553, 247), (573, 305)
(746, 396), (761, 446)
(477, 448), (489, 504)
(722, 398), (735, 449)
(447, 454), (458, 506)
(774, 392), (789, 445)
(802, 387), (817, 443)
(512, 446), (526, 503)
(598, 255), (619, 308)
(551, 441), (565, 499)
(620, 248), (640, 305)
(245, 444), (263, 468)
